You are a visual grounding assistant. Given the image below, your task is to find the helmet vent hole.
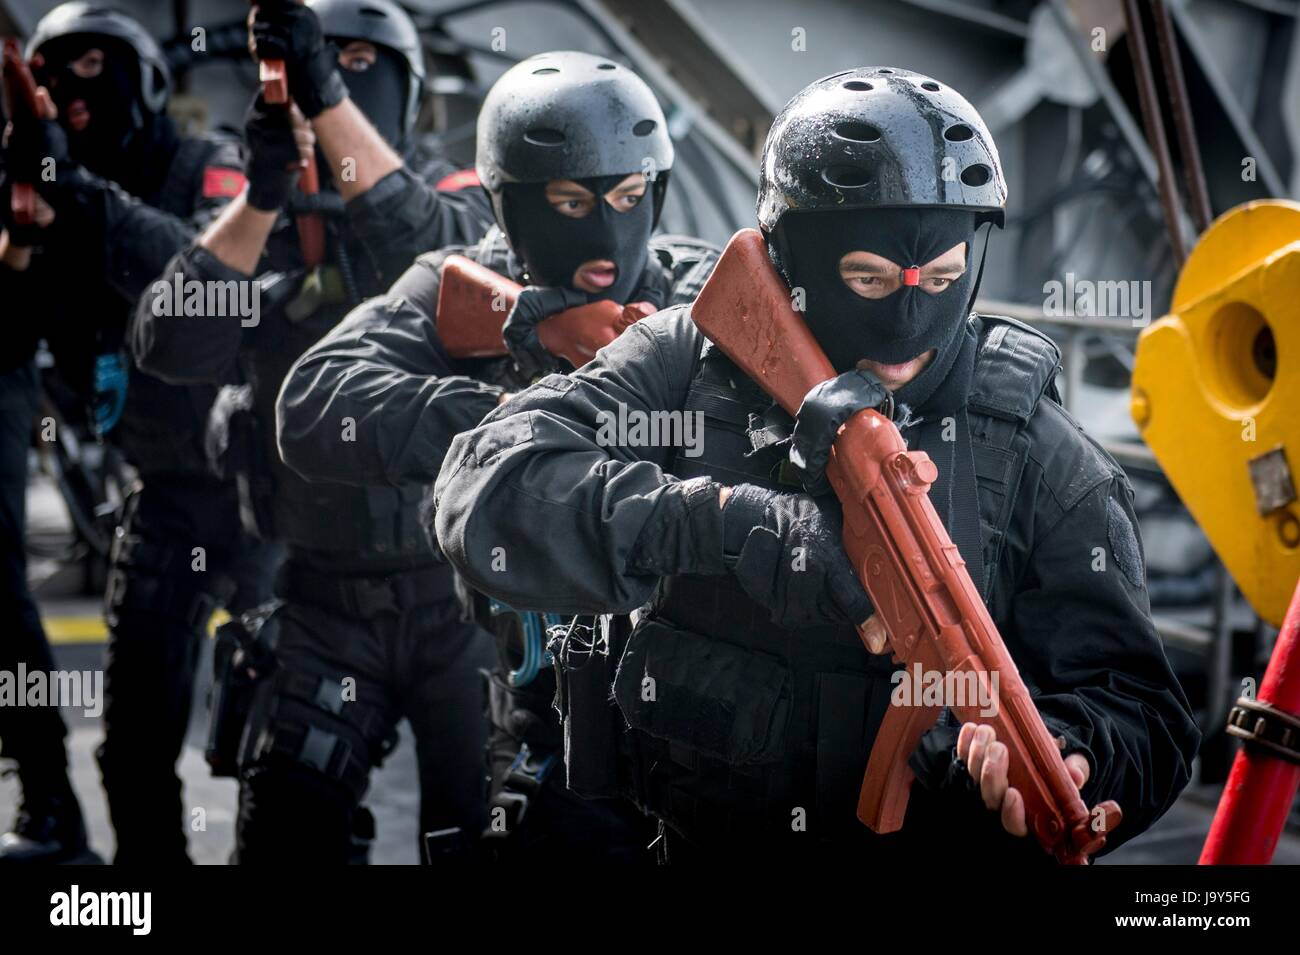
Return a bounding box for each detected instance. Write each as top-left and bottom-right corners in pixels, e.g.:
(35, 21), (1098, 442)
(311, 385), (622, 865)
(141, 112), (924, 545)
(822, 165), (872, 189)
(532, 67), (560, 75)
(524, 128), (565, 146)
(633, 119), (657, 136)
(944, 124), (974, 142)
(960, 163), (992, 186)
(842, 80), (874, 92)
(877, 68), (895, 74)
(921, 81), (940, 92)
(833, 121), (881, 143)
(597, 63), (617, 70)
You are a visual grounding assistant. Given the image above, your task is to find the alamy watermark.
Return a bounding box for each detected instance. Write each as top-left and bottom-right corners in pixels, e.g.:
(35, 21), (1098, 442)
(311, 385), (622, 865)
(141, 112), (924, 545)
(1042, 272), (1151, 328)
(890, 662), (999, 718)
(0, 665), (103, 718)
(595, 404), (704, 458)
(50, 885), (151, 935)
(149, 272), (260, 327)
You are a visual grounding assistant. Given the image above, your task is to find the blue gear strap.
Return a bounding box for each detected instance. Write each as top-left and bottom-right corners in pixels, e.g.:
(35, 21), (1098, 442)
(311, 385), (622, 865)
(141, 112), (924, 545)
(92, 352), (129, 436)
(487, 599), (561, 686)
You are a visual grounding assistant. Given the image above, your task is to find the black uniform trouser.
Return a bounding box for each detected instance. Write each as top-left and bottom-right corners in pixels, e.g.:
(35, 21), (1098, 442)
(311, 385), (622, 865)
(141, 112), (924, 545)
(0, 363), (69, 780)
(234, 562), (494, 865)
(97, 473), (280, 864)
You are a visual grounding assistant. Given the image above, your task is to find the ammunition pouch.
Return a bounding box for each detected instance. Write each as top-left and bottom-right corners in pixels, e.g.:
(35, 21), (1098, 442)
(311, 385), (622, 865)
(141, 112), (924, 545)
(549, 614), (628, 799)
(613, 617), (791, 767)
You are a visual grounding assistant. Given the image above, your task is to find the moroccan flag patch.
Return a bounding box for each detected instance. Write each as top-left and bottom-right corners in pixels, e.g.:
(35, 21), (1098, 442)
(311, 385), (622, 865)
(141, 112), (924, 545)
(203, 167), (248, 198)
(435, 169), (481, 192)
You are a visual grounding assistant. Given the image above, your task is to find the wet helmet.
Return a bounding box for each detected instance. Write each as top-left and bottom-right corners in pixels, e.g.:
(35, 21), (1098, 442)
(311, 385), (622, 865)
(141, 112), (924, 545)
(757, 66), (1006, 236)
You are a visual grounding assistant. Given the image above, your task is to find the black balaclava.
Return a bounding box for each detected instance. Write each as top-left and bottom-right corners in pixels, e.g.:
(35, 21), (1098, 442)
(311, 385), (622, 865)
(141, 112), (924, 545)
(41, 36), (144, 177)
(502, 174), (654, 303)
(335, 44), (408, 150)
(777, 206), (979, 375)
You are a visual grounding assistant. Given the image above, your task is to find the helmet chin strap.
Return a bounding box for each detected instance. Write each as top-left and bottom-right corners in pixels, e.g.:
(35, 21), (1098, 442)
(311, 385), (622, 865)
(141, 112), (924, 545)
(962, 221), (994, 319)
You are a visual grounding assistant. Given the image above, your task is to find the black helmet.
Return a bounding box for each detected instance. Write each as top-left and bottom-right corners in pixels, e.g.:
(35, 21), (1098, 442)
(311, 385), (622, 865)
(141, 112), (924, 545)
(757, 66), (1006, 233)
(308, 0), (426, 138)
(476, 51), (674, 232)
(27, 2), (170, 114)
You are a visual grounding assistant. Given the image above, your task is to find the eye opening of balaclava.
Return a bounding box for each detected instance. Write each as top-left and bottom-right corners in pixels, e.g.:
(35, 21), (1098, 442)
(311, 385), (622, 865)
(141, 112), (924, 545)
(774, 206), (984, 375)
(38, 34), (145, 166)
(500, 173), (655, 303)
(331, 41), (409, 151)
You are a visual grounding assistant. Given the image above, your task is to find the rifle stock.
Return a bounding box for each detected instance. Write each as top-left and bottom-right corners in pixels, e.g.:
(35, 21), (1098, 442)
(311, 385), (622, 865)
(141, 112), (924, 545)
(435, 254), (654, 367)
(691, 229), (1121, 864)
(2, 38), (43, 226)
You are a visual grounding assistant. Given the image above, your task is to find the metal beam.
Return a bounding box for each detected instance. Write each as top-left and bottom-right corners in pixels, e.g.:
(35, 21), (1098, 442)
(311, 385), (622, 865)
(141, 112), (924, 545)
(588, 0), (775, 157)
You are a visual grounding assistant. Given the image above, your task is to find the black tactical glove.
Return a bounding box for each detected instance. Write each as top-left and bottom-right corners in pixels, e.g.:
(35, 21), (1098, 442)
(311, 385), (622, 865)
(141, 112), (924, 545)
(250, 2), (346, 118)
(722, 482), (873, 628)
(1, 113), (69, 244)
(243, 94), (301, 211)
(502, 285), (590, 379)
(789, 368), (890, 496)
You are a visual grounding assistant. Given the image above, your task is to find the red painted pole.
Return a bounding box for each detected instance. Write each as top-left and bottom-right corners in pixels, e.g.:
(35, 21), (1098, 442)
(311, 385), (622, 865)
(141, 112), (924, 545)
(1200, 576), (1300, 864)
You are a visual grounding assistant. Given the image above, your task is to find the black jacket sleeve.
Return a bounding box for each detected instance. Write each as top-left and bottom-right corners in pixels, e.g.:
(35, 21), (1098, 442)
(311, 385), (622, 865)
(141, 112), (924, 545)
(130, 244), (247, 386)
(274, 252), (505, 487)
(1005, 462), (1200, 852)
(432, 306), (727, 614)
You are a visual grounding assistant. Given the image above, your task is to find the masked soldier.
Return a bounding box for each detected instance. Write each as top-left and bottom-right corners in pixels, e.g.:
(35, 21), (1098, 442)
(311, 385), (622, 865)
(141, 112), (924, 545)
(275, 51), (715, 860)
(132, 0), (495, 864)
(432, 68), (1202, 862)
(0, 2), (283, 864)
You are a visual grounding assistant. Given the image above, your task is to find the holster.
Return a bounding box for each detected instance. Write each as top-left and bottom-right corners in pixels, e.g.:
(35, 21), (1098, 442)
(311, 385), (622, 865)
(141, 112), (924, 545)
(205, 600), (282, 777)
(549, 614), (628, 799)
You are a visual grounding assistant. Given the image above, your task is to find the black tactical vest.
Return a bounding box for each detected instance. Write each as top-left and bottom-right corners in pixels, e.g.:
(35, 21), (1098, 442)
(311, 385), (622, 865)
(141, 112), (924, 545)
(602, 314), (1063, 846)
(116, 135), (243, 479)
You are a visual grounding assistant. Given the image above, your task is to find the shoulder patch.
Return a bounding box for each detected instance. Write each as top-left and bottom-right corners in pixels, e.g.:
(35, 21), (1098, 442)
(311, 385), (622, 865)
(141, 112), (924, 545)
(436, 169), (481, 192)
(969, 316), (1062, 423)
(1107, 495), (1144, 587)
(202, 167), (247, 198)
